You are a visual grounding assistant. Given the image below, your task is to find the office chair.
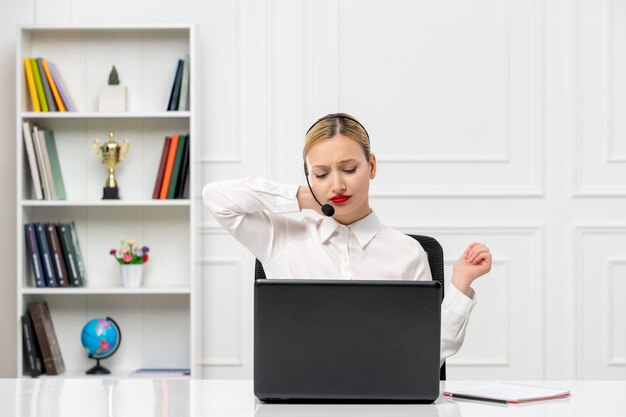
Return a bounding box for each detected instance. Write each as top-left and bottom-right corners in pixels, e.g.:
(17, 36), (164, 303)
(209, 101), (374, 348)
(254, 234), (447, 380)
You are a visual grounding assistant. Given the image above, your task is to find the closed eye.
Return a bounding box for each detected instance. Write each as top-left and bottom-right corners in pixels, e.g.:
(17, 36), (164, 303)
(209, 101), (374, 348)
(314, 173), (328, 179)
(343, 167), (356, 174)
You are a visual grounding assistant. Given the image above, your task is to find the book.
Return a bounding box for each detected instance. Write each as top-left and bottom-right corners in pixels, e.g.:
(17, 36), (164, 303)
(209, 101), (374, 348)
(23, 58), (40, 112)
(31, 125), (51, 200)
(37, 128), (57, 199)
(159, 134), (179, 199)
(130, 368), (190, 377)
(36, 58), (57, 112)
(45, 223), (70, 287)
(56, 223), (81, 287)
(21, 314), (43, 377)
(443, 382), (571, 404)
(43, 129), (67, 199)
(24, 224), (45, 288)
(69, 221), (87, 285)
(167, 59), (184, 111)
(27, 301), (65, 375)
(35, 223), (57, 287)
(182, 162), (190, 198)
(30, 58), (48, 112)
(152, 136), (172, 199)
(41, 58), (66, 112)
(174, 134), (190, 199)
(48, 61), (74, 112)
(167, 134), (187, 199)
(178, 54), (190, 111)
(22, 121), (44, 200)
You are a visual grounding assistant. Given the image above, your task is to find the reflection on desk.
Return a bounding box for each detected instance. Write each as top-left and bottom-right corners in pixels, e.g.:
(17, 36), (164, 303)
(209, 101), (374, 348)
(1, 379), (624, 417)
(255, 400), (456, 417)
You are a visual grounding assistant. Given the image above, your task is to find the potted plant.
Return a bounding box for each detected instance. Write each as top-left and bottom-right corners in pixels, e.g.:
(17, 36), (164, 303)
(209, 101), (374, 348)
(110, 238), (150, 287)
(99, 65), (128, 112)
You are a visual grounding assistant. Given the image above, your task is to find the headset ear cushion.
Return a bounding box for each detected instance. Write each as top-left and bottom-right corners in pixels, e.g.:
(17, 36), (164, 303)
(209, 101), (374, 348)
(303, 162), (309, 176)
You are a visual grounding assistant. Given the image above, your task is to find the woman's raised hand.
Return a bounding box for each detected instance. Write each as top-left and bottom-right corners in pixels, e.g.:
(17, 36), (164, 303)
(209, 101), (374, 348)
(451, 242), (492, 297)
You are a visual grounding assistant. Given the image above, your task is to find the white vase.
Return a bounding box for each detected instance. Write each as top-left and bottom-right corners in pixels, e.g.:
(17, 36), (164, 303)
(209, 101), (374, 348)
(121, 264), (143, 288)
(99, 85), (128, 112)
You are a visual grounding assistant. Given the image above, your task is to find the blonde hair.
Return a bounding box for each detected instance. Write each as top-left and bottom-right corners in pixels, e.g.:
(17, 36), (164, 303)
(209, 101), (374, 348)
(303, 113), (370, 161)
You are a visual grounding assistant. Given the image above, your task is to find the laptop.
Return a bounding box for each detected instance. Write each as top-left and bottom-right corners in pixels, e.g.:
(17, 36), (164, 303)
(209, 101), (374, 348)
(254, 279), (442, 403)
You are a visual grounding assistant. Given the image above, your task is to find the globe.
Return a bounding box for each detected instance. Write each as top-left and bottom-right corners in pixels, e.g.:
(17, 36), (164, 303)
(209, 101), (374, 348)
(81, 317), (122, 374)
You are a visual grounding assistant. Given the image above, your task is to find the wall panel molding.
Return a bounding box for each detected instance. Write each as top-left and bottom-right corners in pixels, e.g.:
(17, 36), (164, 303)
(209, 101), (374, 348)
(199, 258), (244, 367)
(573, 0), (626, 196)
(574, 225), (626, 378)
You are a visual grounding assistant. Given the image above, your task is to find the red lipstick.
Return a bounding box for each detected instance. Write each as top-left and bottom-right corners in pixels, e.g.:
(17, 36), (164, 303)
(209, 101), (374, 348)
(331, 195), (351, 204)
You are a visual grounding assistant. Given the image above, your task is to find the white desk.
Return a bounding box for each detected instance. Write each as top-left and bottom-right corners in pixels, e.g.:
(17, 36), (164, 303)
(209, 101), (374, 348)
(1, 379), (623, 417)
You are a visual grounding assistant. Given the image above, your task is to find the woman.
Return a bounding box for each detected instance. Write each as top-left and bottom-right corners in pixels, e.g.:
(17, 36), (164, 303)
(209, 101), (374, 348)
(203, 113), (492, 366)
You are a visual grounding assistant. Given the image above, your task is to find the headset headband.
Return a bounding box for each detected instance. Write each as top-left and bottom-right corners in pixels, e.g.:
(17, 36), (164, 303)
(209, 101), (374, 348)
(305, 113), (370, 140)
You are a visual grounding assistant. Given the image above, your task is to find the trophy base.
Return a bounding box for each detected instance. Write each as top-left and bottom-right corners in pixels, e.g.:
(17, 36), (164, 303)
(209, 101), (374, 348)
(102, 187), (120, 200)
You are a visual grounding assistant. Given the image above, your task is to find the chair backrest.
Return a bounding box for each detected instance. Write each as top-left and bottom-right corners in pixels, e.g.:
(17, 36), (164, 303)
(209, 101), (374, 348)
(254, 233), (446, 380)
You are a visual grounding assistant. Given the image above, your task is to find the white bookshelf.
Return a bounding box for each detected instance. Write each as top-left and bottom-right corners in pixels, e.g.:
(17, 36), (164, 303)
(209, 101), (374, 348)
(16, 25), (198, 378)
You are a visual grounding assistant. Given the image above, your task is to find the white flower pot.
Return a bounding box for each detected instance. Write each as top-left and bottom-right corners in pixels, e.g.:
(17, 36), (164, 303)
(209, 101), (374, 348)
(121, 264), (143, 288)
(99, 85), (128, 112)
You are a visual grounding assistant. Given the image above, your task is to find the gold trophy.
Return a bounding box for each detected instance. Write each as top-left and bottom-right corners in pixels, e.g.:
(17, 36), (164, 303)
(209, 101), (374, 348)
(93, 131), (130, 199)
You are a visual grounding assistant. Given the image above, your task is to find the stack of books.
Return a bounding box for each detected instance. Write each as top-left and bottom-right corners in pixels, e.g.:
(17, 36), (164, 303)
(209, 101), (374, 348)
(22, 122), (66, 200)
(166, 55), (190, 111)
(152, 134), (190, 199)
(24, 221), (87, 288)
(23, 57), (74, 112)
(21, 301), (65, 377)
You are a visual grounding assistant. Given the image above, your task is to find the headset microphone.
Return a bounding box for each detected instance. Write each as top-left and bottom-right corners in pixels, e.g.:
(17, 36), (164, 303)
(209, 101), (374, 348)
(303, 162), (335, 217)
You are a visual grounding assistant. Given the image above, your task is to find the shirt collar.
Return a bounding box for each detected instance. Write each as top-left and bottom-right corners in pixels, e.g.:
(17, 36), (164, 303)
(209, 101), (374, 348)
(319, 210), (382, 248)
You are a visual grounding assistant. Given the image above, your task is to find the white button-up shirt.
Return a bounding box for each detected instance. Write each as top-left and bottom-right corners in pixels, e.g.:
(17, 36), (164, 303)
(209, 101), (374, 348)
(203, 175), (476, 366)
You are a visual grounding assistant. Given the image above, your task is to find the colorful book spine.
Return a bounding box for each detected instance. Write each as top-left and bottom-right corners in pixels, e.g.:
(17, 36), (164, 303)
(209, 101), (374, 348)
(43, 129), (66, 200)
(48, 62), (74, 112)
(178, 55), (190, 111)
(30, 58), (48, 112)
(22, 121), (44, 200)
(27, 301), (65, 375)
(24, 224), (45, 288)
(23, 58), (40, 112)
(152, 136), (172, 199)
(37, 129), (57, 200)
(45, 223), (69, 287)
(69, 221), (87, 285)
(35, 223), (57, 287)
(41, 58), (66, 112)
(159, 134), (179, 199)
(36, 58), (57, 112)
(21, 314), (43, 377)
(174, 134), (190, 199)
(167, 134), (187, 199)
(57, 223), (81, 287)
(167, 59), (184, 111)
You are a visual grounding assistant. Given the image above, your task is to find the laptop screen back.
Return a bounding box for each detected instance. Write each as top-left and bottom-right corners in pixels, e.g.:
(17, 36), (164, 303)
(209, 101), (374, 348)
(254, 279), (442, 402)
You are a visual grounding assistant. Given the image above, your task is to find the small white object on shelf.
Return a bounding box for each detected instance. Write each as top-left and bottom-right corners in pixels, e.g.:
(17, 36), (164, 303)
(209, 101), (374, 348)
(120, 264), (143, 288)
(99, 85), (128, 112)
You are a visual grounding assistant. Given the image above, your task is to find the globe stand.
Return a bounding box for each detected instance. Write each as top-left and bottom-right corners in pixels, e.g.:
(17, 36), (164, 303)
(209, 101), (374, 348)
(86, 358), (111, 375)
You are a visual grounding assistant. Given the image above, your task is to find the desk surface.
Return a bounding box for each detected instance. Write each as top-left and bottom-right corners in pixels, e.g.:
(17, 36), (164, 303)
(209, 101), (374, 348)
(0, 379), (623, 417)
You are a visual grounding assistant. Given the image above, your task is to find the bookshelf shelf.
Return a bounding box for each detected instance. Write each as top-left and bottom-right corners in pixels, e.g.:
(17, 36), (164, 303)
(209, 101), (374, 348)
(21, 111), (191, 119)
(37, 369), (190, 379)
(22, 199), (191, 207)
(22, 287), (191, 295)
(16, 25), (198, 379)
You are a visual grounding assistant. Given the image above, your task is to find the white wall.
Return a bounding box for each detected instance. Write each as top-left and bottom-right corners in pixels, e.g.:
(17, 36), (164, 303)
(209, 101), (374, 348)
(1, 0), (625, 380)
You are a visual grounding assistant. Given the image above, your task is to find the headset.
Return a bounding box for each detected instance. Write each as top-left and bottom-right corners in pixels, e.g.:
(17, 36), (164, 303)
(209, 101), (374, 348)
(303, 114), (370, 217)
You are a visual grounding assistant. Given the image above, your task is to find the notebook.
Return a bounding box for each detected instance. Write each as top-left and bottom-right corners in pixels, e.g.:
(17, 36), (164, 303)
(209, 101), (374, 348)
(443, 382), (571, 404)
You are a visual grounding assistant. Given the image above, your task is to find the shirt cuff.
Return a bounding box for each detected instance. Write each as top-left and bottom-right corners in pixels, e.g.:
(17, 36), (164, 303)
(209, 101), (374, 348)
(270, 183), (300, 214)
(445, 282), (477, 318)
